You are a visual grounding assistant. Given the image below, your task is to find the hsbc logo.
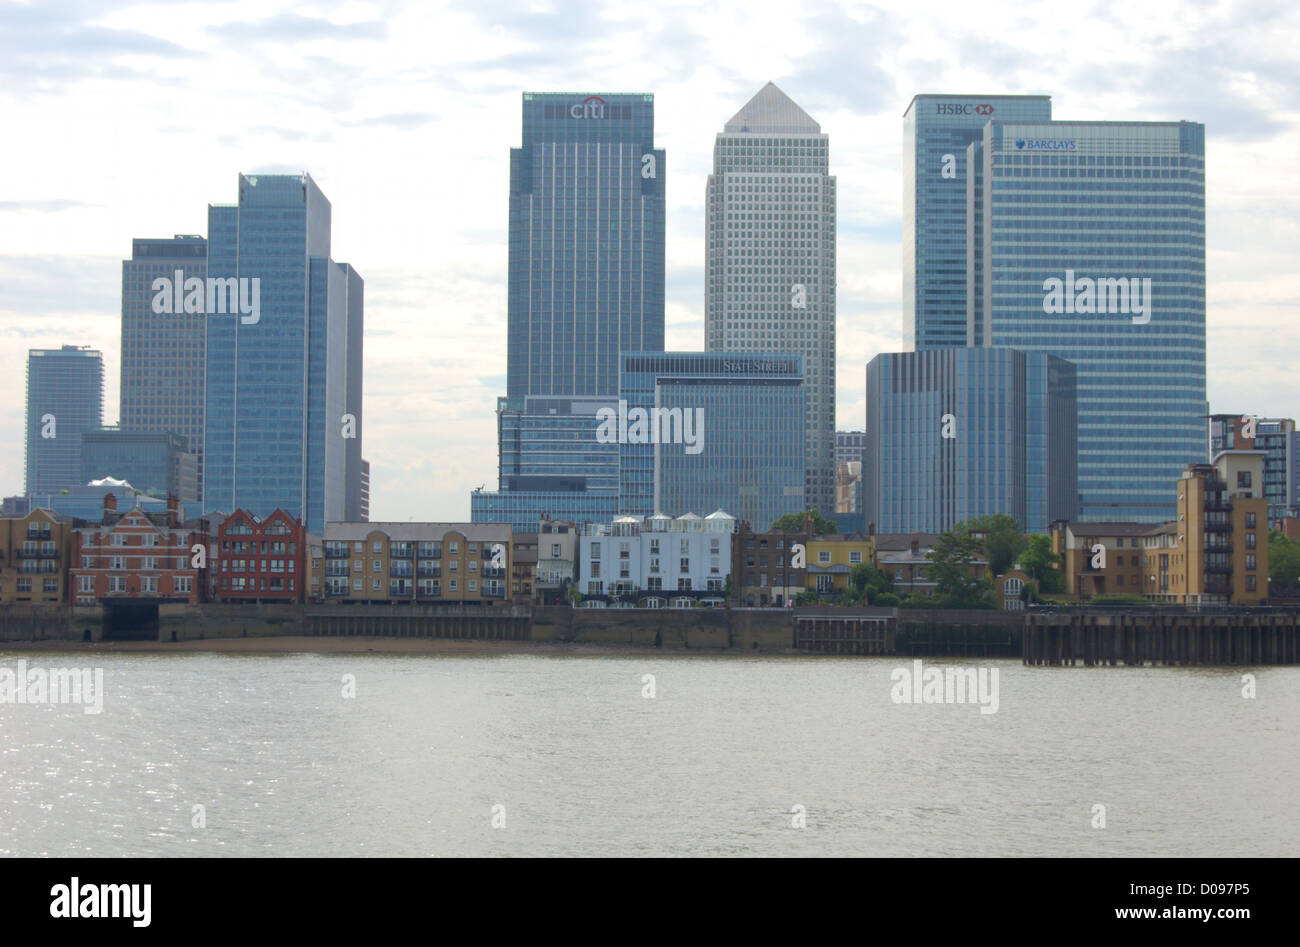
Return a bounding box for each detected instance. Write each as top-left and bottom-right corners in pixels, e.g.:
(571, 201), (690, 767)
(935, 103), (995, 116)
(570, 96), (606, 119)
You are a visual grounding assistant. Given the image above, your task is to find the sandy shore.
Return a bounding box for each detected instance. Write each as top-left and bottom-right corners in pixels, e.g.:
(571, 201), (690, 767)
(0, 636), (742, 657)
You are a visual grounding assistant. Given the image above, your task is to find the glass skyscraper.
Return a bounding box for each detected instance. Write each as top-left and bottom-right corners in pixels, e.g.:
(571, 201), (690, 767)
(474, 92), (665, 527)
(617, 352), (805, 532)
(863, 348), (1077, 534)
(969, 120), (1206, 522)
(120, 234), (207, 499)
(903, 94), (1052, 351)
(705, 82), (836, 515)
(204, 173), (364, 533)
(24, 346), (104, 495)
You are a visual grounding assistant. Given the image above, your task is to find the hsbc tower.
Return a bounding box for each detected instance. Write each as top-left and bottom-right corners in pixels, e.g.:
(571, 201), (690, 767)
(903, 94), (1051, 351)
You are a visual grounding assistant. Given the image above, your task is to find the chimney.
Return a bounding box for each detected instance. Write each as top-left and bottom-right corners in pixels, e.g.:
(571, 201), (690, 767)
(167, 494), (180, 527)
(868, 520), (875, 537)
(103, 492), (117, 518)
(910, 537), (920, 557)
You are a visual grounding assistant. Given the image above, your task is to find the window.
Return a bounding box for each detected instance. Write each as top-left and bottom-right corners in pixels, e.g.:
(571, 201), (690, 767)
(109, 577), (126, 593)
(449, 542), (459, 555)
(140, 576), (158, 593)
(174, 576), (192, 593)
(353, 579), (362, 591)
(552, 544), (561, 557)
(590, 561), (601, 578)
(449, 580), (458, 592)
(77, 575), (95, 592)
(1246, 554), (1256, 571)
(43, 578), (57, 594)
(373, 579), (381, 591)
(1246, 512), (1257, 529)
(849, 551), (862, 564)
(680, 557), (690, 574)
(1237, 471), (1252, 488)
(373, 541), (382, 553)
(353, 559), (362, 572)
(818, 550), (831, 564)
(1246, 575), (1257, 592)
(373, 559), (381, 572)
(591, 544), (601, 560)
(1245, 532), (1256, 549)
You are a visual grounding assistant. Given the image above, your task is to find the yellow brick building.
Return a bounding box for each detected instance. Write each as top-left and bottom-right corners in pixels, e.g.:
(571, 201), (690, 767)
(0, 508), (71, 604)
(805, 533), (876, 597)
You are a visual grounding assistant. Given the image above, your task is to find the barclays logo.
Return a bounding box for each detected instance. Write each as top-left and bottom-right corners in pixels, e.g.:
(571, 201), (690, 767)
(1014, 138), (1077, 151)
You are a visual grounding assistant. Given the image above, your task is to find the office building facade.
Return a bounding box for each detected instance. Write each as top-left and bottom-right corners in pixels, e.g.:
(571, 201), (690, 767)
(617, 352), (804, 531)
(120, 234), (207, 497)
(969, 120), (1207, 523)
(203, 173), (364, 534)
(81, 430), (197, 503)
(903, 94), (1052, 351)
(25, 346), (104, 495)
(1208, 414), (1297, 523)
(705, 82), (836, 514)
(863, 347), (1077, 534)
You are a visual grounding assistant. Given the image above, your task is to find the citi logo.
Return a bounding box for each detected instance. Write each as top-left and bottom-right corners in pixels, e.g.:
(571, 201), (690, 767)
(1043, 270), (1151, 324)
(975, 104), (994, 116)
(570, 96), (606, 119)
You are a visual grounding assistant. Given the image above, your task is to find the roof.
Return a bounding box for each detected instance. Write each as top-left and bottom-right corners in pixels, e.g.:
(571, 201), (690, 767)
(1059, 521), (1159, 538)
(323, 521), (511, 542)
(724, 82), (820, 134)
(874, 532), (943, 550)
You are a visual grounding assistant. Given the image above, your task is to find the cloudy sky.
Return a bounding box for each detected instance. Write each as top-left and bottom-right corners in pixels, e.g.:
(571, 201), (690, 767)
(2, 0), (1297, 521)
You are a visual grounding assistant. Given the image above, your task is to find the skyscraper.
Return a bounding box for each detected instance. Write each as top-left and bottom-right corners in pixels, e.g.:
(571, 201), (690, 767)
(474, 92), (665, 527)
(903, 95), (1052, 351)
(969, 120), (1206, 522)
(617, 352), (805, 531)
(203, 173), (363, 533)
(120, 234), (207, 498)
(705, 82), (836, 515)
(863, 348), (1077, 534)
(25, 346), (104, 494)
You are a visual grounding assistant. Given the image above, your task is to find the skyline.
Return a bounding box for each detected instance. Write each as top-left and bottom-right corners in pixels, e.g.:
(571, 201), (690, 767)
(3, 0), (1299, 522)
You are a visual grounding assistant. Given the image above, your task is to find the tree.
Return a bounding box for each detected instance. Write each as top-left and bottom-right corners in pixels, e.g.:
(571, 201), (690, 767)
(1268, 529), (1300, 592)
(848, 562), (892, 600)
(965, 513), (1027, 577)
(926, 523), (994, 608)
(1019, 534), (1064, 593)
(770, 510), (837, 535)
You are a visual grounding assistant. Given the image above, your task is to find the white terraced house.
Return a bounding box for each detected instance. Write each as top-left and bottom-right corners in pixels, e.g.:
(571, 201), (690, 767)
(578, 511), (737, 608)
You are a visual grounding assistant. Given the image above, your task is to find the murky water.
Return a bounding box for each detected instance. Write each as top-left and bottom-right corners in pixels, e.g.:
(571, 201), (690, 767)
(1, 651), (1295, 856)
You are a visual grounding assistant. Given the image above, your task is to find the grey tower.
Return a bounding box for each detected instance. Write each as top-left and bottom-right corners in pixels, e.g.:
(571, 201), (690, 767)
(705, 82), (836, 515)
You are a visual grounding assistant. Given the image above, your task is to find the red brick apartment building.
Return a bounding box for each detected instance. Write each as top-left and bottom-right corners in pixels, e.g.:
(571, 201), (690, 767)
(214, 509), (308, 602)
(69, 494), (211, 605)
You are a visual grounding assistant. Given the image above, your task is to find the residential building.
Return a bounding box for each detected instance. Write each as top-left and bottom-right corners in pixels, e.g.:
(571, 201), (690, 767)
(863, 347), (1078, 534)
(578, 510), (736, 607)
(968, 119), (1206, 522)
(203, 172), (364, 533)
(535, 518), (578, 604)
(25, 345), (104, 494)
(81, 430), (198, 504)
(214, 509), (308, 602)
(119, 234), (207, 498)
(705, 82), (837, 515)
(805, 533), (876, 598)
(1207, 414), (1296, 524)
(1050, 522), (1153, 598)
(69, 493), (211, 606)
(511, 531), (538, 603)
(0, 508), (72, 604)
(312, 523), (511, 605)
(617, 352), (805, 531)
(902, 94), (1052, 351)
(875, 532), (990, 599)
(731, 524), (808, 607)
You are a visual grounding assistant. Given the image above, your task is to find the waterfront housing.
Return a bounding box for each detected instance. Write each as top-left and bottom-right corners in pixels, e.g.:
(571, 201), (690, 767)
(214, 509), (309, 603)
(0, 508), (72, 604)
(731, 524), (809, 607)
(578, 511), (736, 607)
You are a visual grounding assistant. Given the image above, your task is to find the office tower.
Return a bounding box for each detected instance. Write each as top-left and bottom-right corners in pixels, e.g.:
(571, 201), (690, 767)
(81, 430), (197, 503)
(863, 348), (1077, 534)
(705, 82), (836, 515)
(203, 173), (363, 533)
(617, 352), (805, 531)
(120, 234), (207, 498)
(968, 120), (1206, 522)
(474, 92), (665, 527)
(25, 345), (104, 494)
(358, 458), (370, 522)
(902, 95), (1052, 351)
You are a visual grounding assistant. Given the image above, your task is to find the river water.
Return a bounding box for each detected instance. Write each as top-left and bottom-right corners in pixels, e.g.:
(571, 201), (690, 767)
(1, 650), (1295, 857)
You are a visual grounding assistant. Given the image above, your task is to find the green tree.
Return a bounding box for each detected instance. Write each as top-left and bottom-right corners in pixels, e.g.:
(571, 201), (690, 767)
(926, 523), (995, 608)
(1019, 533), (1064, 593)
(770, 509), (837, 535)
(848, 562), (893, 600)
(1268, 529), (1300, 591)
(965, 513), (1028, 577)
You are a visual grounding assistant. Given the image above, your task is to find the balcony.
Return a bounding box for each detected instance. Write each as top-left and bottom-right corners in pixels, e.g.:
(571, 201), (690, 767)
(1204, 521), (1232, 533)
(389, 563), (414, 578)
(323, 544), (350, 559)
(325, 563), (350, 577)
(390, 543), (414, 559)
(481, 566), (505, 579)
(1204, 562), (1233, 574)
